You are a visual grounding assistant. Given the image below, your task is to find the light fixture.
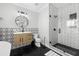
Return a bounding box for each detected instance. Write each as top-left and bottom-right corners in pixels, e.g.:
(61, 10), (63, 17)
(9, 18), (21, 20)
(18, 11), (27, 15)
(0, 17), (3, 20)
(35, 3), (39, 6)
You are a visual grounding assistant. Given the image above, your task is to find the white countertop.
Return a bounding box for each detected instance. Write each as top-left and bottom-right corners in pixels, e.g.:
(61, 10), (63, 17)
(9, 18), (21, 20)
(14, 32), (32, 34)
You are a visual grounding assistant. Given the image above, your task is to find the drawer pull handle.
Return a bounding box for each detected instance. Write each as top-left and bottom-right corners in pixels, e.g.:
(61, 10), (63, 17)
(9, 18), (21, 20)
(22, 38), (23, 42)
(20, 38), (21, 42)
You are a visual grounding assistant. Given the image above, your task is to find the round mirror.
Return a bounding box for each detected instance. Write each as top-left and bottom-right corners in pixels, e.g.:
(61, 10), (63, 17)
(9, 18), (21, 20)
(15, 16), (29, 32)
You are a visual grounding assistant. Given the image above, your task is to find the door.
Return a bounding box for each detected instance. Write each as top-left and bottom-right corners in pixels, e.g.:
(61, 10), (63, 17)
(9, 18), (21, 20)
(22, 33), (32, 45)
(13, 34), (21, 47)
(49, 4), (58, 46)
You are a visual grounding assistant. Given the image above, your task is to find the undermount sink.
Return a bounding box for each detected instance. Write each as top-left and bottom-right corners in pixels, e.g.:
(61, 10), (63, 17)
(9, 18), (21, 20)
(14, 32), (32, 34)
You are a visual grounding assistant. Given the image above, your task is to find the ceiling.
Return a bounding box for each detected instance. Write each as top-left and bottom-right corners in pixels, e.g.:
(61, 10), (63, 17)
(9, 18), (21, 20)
(13, 3), (48, 13)
(53, 3), (79, 8)
(13, 3), (78, 13)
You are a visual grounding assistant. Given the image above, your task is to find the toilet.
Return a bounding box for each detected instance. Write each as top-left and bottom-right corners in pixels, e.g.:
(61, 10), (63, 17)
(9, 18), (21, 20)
(34, 34), (41, 47)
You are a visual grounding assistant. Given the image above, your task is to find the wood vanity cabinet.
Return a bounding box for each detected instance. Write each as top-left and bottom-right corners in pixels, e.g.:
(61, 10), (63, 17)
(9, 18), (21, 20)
(13, 32), (32, 48)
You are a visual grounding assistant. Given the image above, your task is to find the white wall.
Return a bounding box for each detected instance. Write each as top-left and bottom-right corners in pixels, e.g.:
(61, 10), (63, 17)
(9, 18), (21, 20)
(0, 3), (38, 28)
(38, 4), (49, 47)
(58, 4), (79, 49)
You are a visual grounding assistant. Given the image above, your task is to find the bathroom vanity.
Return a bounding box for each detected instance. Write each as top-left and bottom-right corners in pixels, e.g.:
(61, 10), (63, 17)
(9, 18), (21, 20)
(13, 32), (32, 49)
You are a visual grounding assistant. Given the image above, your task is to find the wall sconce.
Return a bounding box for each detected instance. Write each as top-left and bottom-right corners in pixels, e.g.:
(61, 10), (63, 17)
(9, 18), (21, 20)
(18, 11), (27, 15)
(0, 17), (3, 20)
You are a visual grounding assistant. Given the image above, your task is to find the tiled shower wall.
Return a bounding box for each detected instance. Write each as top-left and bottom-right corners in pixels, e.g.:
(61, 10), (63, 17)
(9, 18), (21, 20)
(58, 4), (79, 49)
(0, 28), (38, 48)
(49, 4), (58, 46)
